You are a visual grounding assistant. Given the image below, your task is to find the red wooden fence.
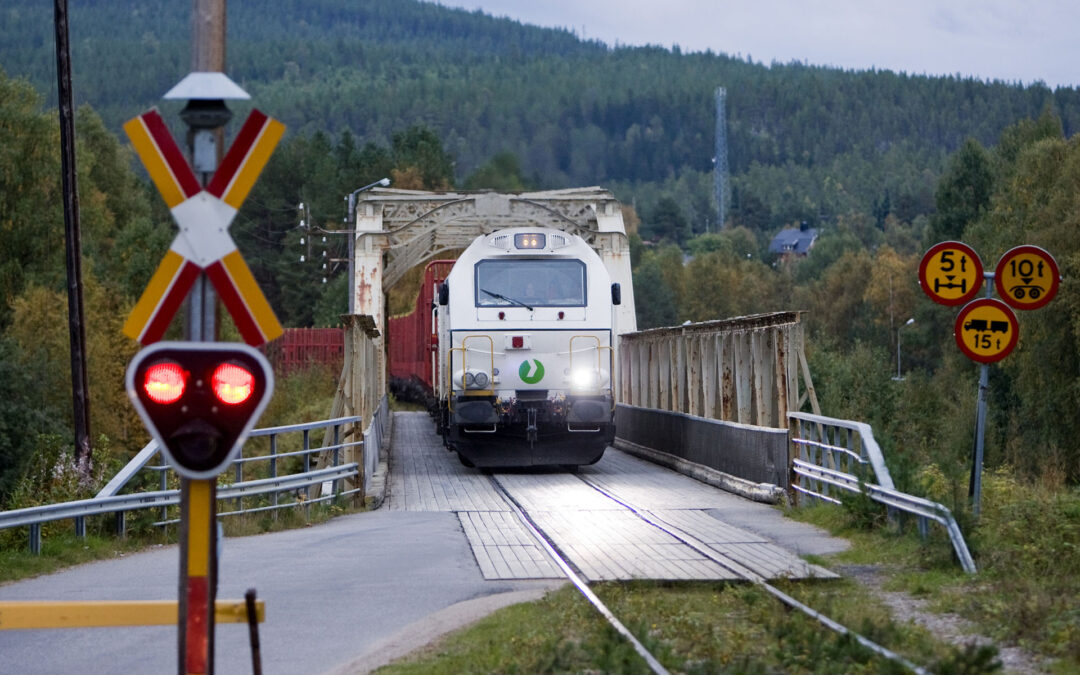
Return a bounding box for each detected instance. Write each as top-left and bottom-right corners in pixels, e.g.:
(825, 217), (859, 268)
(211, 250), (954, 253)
(264, 327), (344, 375)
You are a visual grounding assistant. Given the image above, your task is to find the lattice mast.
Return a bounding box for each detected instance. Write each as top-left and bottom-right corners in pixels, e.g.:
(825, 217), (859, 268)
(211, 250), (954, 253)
(714, 86), (730, 230)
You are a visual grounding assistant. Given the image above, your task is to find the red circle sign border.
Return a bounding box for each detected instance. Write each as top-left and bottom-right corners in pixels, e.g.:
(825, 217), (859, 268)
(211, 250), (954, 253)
(919, 241), (984, 307)
(953, 298), (1019, 364)
(994, 244), (1061, 311)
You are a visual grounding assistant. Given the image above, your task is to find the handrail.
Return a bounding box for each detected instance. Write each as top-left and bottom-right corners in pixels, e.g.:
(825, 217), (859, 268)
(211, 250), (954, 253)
(95, 441), (160, 498)
(787, 412), (975, 574)
(788, 411), (894, 489)
(3, 415), (366, 554)
(96, 416), (363, 499)
(0, 465), (357, 531)
(792, 461), (975, 574)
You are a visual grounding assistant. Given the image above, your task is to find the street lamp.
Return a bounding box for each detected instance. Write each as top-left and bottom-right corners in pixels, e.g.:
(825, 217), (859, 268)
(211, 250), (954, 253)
(894, 317), (915, 380)
(345, 177), (391, 224)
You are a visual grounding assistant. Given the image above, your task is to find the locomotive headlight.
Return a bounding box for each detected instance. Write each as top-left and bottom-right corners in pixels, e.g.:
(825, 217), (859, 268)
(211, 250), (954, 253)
(459, 369), (491, 390)
(570, 368), (598, 391)
(569, 368), (610, 392)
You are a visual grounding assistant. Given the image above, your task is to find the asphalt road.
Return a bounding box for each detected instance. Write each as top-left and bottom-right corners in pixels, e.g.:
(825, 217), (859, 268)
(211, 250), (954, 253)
(0, 509), (561, 674)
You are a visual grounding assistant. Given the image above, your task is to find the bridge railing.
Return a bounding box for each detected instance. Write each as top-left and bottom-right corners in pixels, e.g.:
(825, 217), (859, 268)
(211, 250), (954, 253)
(788, 411), (975, 574)
(0, 413), (379, 555)
(618, 312), (814, 429)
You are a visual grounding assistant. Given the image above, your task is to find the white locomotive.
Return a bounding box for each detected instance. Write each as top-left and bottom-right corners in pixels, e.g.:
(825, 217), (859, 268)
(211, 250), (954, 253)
(434, 227), (622, 468)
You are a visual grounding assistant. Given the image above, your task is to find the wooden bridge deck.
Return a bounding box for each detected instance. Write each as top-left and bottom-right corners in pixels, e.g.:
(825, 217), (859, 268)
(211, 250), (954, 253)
(387, 412), (836, 582)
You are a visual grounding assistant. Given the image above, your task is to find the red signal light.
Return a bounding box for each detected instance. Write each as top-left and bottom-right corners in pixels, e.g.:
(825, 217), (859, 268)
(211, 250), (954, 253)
(144, 362), (188, 404)
(211, 362), (255, 405)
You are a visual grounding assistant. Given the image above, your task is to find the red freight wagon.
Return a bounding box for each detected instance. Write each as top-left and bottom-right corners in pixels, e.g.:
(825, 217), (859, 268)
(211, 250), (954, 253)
(387, 260), (454, 391)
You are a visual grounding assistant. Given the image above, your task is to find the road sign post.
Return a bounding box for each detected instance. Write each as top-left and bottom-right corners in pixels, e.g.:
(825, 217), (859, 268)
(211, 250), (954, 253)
(920, 241), (1061, 517)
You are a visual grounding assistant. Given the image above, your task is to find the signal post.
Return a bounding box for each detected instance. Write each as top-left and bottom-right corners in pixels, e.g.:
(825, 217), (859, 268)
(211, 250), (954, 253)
(122, 67), (284, 672)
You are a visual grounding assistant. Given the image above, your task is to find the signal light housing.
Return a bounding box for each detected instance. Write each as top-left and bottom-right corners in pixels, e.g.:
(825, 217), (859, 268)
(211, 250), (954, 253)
(127, 342), (274, 479)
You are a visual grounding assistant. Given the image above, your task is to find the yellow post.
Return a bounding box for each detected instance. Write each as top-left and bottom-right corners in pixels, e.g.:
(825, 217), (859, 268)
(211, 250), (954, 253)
(180, 478), (216, 675)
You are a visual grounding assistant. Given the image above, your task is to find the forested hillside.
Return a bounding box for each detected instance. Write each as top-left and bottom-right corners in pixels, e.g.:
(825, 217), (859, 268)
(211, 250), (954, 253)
(4, 0), (1080, 508)
(3, 0), (1078, 234)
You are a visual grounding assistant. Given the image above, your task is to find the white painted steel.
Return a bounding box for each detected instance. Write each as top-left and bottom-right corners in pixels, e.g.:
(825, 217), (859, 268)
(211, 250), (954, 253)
(792, 460), (976, 574)
(789, 411), (895, 489)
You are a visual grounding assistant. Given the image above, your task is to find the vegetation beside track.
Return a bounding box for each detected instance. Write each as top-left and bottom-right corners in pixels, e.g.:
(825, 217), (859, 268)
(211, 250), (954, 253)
(377, 472), (1080, 674)
(374, 579), (994, 674)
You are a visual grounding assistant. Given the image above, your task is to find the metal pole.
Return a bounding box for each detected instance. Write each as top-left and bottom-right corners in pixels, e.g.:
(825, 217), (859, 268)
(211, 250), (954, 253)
(53, 0), (93, 476)
(969, 273), (993, 517)
(970, 364), (989, 517)
(179, 4), (226, 672)
(186, 0), (227, 342)
(346, 197), (356, 315)
(896, 328), (902, 379)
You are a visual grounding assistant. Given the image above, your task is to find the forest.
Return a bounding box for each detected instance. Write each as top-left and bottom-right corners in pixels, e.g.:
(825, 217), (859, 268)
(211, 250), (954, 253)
(2, 0), (1080, 514)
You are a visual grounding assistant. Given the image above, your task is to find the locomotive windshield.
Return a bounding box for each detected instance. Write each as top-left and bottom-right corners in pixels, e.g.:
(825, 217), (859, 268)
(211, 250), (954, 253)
(475, 259), (586, 307)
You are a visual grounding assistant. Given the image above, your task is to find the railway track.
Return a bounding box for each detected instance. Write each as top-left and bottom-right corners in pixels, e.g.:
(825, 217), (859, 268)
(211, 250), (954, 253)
(487, 470), (929, 675)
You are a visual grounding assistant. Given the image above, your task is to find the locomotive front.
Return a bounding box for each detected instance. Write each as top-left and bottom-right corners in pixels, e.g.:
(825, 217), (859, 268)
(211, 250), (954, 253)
(436, 228), (620, 468)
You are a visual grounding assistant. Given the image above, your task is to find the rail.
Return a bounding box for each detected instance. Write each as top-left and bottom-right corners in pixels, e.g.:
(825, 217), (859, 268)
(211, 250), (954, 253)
(788, 412), (975, 574)
(1, 415), (369, 554)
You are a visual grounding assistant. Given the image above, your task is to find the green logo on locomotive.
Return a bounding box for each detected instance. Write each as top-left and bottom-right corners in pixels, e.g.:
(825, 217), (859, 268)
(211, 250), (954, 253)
(518, 359), (545, 384)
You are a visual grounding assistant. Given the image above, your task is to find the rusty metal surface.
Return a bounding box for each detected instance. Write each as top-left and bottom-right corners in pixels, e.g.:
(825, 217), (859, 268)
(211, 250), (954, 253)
(618, 312), (807, 429)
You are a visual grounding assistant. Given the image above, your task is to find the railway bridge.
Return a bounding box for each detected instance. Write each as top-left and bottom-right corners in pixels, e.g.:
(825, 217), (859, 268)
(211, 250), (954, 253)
(0, 189), (975, 673)
(329, 189), (840, 583)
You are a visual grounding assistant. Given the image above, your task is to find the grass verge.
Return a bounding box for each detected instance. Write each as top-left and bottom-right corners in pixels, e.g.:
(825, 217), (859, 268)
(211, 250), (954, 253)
(375, 579), (998, 674)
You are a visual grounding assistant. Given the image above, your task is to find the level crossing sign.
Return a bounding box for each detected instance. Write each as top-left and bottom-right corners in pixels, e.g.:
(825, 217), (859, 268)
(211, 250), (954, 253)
(122, 108), (285, 346)
(918, 241), (984, 306)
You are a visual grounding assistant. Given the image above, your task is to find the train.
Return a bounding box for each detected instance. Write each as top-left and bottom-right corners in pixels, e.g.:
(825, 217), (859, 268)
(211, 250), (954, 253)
(432, 227), (622, 468)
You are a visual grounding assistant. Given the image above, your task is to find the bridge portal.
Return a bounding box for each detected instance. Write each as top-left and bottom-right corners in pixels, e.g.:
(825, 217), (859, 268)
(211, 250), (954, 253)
(349, 187), (637, 337)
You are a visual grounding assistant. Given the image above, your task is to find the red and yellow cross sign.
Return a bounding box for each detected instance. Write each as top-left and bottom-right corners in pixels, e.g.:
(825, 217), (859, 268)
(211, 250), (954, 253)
(122, 109), (285, 346)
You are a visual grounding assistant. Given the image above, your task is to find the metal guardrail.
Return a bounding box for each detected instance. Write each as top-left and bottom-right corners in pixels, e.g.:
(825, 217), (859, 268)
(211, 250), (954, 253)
(2, 415), (366, 554)
(789, 412), (895, 490)
(788, 412), (976, 574)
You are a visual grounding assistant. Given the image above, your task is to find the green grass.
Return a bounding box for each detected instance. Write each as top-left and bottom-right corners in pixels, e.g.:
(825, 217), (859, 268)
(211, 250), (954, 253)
(790, 479), (1080, 672)
(375, 580), (997, 674)
(0, 531), (168, 584)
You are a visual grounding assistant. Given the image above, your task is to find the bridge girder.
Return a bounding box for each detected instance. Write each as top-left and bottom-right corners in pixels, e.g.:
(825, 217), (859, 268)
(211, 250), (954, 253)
(351, 187), (636, 335)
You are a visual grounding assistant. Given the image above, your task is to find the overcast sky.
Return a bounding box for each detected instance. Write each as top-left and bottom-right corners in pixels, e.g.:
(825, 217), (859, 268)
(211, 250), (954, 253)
(439, 1), (1078, 89)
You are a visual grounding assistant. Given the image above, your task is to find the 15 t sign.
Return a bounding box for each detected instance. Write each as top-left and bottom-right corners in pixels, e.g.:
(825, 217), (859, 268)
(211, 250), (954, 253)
(954, 298), (1018, 363)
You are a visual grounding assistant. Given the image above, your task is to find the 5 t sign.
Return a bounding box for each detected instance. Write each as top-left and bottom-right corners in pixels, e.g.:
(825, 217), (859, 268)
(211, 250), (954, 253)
(918, 241), (983, 306)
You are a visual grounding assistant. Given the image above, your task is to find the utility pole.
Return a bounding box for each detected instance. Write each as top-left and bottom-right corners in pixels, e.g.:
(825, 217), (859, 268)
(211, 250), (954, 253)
(186, 0), (227, 342)
(53, 0), (92, 476)
(183, 2), (227, 672)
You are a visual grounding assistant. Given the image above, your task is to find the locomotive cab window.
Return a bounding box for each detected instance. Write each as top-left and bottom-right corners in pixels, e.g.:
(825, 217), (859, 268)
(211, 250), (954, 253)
(475, 259), (586, 307)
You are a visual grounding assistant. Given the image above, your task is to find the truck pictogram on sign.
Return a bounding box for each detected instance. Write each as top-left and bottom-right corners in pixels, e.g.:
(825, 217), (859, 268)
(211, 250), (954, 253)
(954, 298), (1018, 363)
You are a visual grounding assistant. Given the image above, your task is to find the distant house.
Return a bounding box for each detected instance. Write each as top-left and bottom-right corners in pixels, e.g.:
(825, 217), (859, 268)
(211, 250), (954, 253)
(768, 222), (818, 257)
